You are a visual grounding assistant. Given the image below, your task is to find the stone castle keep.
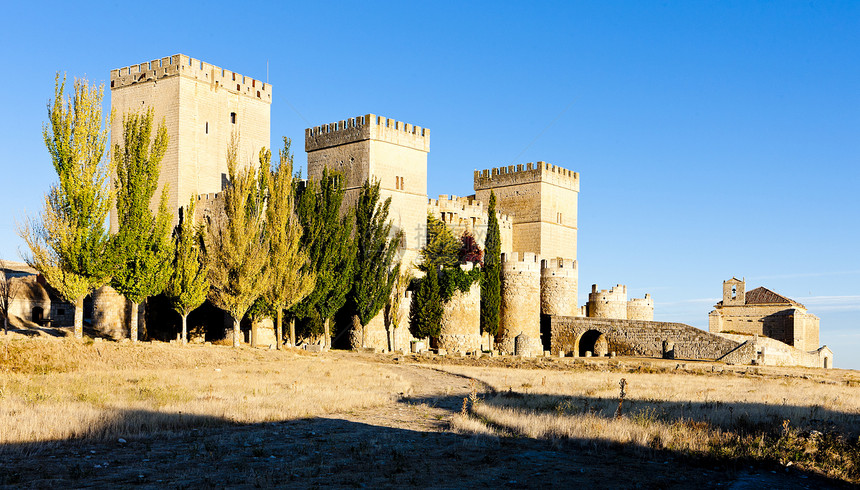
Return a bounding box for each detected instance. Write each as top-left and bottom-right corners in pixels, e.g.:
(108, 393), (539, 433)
(88, 54), (831, 368)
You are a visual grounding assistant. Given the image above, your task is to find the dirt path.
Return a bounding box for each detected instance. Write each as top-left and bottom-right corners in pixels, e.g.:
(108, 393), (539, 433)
(0, 362), (840, 489)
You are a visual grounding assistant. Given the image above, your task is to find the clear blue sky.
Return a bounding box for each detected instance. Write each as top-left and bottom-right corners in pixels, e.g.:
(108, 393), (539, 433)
(1, 1), (857, 367)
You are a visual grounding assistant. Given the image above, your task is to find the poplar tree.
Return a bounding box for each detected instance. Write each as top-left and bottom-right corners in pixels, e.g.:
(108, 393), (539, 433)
(110, 109), (172, 342)
(205, 138), (271, 347)
(165, 197), (209, 344)
(264, 139), (315, 349)
(292, 168), (354, 348)
(349, 180), (402, 347)
(481, 191), (502, 349)
(20, 75), (112, 338)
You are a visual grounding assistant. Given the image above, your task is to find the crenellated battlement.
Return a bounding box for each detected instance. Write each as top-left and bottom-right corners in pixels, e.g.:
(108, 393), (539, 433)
(305, 114), (429, 152)
(110, 55), (272, 103)
(427, 194), (513, 230)
(589, 284), (628, 302)
(541, 258), (577, 276)
(474, 161), (579, 191)
(501, 252), (541, 272)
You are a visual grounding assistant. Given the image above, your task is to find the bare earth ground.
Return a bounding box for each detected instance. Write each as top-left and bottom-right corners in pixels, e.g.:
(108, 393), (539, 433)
(0, 333), (853, 488)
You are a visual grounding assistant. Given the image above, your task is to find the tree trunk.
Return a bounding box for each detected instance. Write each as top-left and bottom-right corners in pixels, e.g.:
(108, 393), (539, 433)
(289, 316), (296, 348)
(181, 314), (188, 345)
(276, 309), (283, 350)
(4, 314), (9, 335)
(74, 296), (84, 339)
(232, 317), (241, 348)
(324, 317), (331, 350)
(130, 301), (139, 342)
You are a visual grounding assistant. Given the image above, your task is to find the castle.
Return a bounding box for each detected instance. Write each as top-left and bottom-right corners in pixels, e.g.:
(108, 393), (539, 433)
(84, 54), (831, 368)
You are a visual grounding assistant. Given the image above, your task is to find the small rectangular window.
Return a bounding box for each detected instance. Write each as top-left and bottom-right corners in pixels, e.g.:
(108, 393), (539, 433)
(205, 122), (209, 134)
(230, 112), (236, 124)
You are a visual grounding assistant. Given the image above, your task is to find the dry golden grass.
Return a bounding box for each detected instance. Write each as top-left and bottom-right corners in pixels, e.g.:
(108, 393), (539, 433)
(441, 364), (860, 483)
(0, 337), (409, 448)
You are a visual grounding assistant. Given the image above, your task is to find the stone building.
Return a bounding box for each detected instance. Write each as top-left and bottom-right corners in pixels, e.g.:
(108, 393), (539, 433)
(709, 277), (821, 353)
(474, 163), (579, 259)
(0, 261), (75, 328)
(305, 114), (429, 267)
(110, 54), (272, 228)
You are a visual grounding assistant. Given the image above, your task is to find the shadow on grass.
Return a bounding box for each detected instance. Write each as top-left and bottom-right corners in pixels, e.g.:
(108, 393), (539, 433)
(0, 398), (852, 488)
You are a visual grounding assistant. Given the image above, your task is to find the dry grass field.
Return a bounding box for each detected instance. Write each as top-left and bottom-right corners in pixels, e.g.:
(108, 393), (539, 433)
(1, 335), (858, 488)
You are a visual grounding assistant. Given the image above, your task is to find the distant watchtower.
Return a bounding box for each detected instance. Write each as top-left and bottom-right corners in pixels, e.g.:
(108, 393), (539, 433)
(474, 162), (579, 259)
(109, 54), (272, 229)
(305, 114), (430, 261)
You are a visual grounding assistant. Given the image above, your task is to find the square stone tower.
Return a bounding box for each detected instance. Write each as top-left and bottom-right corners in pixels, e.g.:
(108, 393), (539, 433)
(474, 162), (579, 259)
(109, 54), (272, 229)
(305, 114), (430, 263)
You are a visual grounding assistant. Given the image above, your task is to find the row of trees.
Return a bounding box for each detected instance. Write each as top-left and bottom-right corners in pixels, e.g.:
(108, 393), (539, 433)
(21, 75), (407, 348)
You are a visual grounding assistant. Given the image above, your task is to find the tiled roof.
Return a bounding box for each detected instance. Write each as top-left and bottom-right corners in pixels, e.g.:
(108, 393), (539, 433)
(745, 286), (804, 308)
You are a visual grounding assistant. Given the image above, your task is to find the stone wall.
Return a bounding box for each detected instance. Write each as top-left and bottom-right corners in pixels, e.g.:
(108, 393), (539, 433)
(540, 257), (578, 317)
(92, 285), (131, 339)
(438, 279), (481, 353)
(709, 304), (820, 350)
(499, 252), (542, 355)
(550, 316), (741, 360)
(627, 294), (654, 321)
(716, 333), (832, 368)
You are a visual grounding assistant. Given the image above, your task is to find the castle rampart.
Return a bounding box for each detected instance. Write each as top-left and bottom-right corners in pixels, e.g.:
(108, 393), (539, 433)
(305, 114), (429, 152)
(438, 263), (482, 353)
(540, 258), (578, 317)
(587, 284), (628, 319)
(110, 54), (272, 103)
(498, 252), (542, 356)
(627, 294), (654, 321)
(474, 162), (580, 192)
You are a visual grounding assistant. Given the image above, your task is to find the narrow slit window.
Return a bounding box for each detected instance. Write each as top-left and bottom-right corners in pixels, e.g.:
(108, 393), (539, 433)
(205, 122), (209, 134)
(230, 112), (236, 124)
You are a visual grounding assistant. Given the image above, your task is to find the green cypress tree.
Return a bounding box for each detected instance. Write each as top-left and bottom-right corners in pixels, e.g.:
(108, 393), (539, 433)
(165, 197), (210, 344)
(481, 191), (502, 349)
(20, 75), (112, 339)
(110, 108), (173, 342)
(420, 214), (460, 271)
(409, 266), (443, 339)
(205, 137), (271, 347)
(349, 179), (403, 348)
(291, 168), (354, 348)
(264, 139), (316, 349)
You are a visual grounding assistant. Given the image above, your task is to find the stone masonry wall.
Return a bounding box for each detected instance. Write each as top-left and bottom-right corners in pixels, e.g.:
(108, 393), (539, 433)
(550, 316), (741, 360)
(627, 294), (654, 321)
(438, 279), (481, 353)
(499, 252), (542, 355)
(540, 258), (578, 316)
(587, 284), (628, 319)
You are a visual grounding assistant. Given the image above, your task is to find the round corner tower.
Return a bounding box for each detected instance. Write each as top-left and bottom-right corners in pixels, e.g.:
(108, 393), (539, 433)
(438, 263), (482, 353)
(627, 294), (654, 321)
(540, 257), (578, 316)
(499, 252), (542, 356)
(587, 284), (628, 320)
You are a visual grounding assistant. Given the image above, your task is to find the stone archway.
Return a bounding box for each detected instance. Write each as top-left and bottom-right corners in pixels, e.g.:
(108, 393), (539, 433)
(578, 329), (608, 357)
(823, 356), (831, 369)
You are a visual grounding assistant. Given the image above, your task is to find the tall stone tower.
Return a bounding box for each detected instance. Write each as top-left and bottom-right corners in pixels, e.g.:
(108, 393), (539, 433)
(305, 114), (430, 264)
(474, 162), (579, 260)
(109, 54), (272, 228)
